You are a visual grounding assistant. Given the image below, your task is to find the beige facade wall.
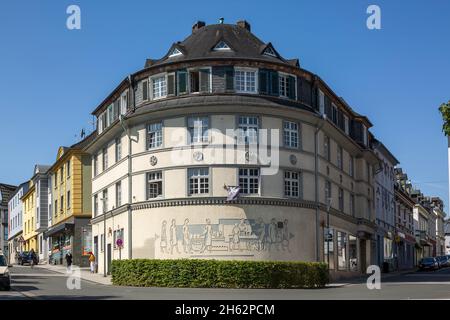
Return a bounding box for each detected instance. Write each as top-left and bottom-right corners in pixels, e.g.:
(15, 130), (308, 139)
(89, 106), (378, 276)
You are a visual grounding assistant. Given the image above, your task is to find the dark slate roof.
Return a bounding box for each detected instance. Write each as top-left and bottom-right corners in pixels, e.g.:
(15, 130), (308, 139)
(0, 183), (17, 207)
(70, 130), (97, 149)
(146, 23), (293, 68)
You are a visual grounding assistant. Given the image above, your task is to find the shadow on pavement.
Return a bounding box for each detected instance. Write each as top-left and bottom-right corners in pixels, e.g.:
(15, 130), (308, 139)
(31, 295), (117, 300)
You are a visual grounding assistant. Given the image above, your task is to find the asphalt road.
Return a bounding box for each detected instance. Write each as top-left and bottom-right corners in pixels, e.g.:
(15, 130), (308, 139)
(1, 265), (450, 300)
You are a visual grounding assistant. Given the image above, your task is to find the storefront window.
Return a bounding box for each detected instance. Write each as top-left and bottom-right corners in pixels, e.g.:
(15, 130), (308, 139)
(324, 227), (335, 270)
(337, 231), (348, 270)
(349, 235), (358, 271)
(82, 227), (92, 256)
(384, 237), (393, 260)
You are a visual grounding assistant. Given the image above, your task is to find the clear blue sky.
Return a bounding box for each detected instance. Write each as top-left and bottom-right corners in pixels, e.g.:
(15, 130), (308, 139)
(0, 1), (449, 210)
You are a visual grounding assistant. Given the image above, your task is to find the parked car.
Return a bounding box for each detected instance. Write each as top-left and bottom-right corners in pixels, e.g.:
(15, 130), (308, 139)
(437, 256), (450, 268)
(0, 253), (11, 291)
(18, 252), (39, 266)
(418, 257), (439, 271)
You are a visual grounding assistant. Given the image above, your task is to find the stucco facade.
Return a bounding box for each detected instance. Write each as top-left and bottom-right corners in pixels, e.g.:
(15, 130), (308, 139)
(7, 182), (28, 264)
(45, 142), (93, 267)
(84, 21), (379, 279)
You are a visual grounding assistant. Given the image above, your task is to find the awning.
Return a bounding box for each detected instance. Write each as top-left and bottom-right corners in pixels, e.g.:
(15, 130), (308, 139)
(44, 223), (74, 238)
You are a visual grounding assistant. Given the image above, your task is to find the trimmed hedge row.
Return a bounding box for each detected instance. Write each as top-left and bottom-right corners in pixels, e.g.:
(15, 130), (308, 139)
(111, 259), (329, 289)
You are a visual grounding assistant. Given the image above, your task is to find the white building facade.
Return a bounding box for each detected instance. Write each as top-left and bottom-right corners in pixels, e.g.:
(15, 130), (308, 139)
(84, 21), (379, 280)
(373, 140), (399, 271)
(7, 182), (28, 264)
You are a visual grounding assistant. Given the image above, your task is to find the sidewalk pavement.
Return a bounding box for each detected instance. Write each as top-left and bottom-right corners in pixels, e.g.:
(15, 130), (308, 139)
(327, 268), (417, 287)
(35, 263), (112, 285)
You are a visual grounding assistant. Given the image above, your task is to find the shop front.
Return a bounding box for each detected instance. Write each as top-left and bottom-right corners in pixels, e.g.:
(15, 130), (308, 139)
(45, 217), (92, 267)
(396, 232), (415, 270)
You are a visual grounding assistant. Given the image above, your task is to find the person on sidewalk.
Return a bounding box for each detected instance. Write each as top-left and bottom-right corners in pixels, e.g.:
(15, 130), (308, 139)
(65, 251), (73, 273)
(89, 252), (96, 273)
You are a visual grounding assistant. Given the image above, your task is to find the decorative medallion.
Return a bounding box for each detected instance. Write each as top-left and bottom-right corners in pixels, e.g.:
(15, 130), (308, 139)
(193, 151), (204, 162)
(245, 151), (257, 163)
(150, 156), (158, 166)
(289, 154), (297, 165)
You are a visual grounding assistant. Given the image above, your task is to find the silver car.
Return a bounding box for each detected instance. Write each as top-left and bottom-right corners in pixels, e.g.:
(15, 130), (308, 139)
(0, 253), (11, 290)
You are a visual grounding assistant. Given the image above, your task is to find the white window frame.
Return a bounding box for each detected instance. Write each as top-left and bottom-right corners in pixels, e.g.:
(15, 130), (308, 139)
(213, 41), (231, 51)
(278, 72), (296, 99)
(344, 115), (349, 135)
(147, 122), (163, 149)
(150, 73), (167, 100)
(115, 181), (122, 208)
(120, 90), (128, 115)
(319, 90), (325, 114)
(147, 171), (163, 199)
(234, 67), (258, 94)
(169, 47), (183, 57)
(187, 67), (212, 94)
(283, 120), (299, 149)
(337, 145), (343, 170)
(188, 116), (209, 145)
(238, 168), (260, 195)
(115, 137), (122, 162)
(238, 115), (259, 145)
(188, 167), (210, 196)
(284, 170), (301, 199)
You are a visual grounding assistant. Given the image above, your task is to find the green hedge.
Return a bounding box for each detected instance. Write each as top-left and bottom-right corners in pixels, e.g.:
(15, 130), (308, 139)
(112, 259), (329, 289)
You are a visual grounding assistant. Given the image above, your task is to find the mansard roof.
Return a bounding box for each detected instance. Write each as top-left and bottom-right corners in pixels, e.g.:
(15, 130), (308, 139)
(146, 22), (294, 68)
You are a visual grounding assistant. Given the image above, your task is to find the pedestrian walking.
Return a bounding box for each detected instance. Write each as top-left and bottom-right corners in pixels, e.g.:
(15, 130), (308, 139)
(89, 252), (96, 273)
(65, 251), (73, 272)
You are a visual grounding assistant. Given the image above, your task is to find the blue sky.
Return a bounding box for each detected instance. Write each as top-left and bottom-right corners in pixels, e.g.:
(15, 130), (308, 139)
(0, 1), (449, 210)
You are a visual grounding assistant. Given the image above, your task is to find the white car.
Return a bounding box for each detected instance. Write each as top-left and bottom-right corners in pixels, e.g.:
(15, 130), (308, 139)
(0, 253), (11, 291)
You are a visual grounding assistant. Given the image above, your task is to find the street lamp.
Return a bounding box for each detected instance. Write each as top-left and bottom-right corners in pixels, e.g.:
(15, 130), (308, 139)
(326, 197), (333, 274)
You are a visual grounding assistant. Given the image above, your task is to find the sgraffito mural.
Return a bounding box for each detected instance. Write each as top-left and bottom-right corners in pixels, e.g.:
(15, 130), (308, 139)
(157, 217), (295, 257)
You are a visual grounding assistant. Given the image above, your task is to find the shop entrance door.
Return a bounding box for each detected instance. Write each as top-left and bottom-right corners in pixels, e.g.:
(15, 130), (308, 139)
(360, 239), (367, 273)
(107, 243), (112, 275)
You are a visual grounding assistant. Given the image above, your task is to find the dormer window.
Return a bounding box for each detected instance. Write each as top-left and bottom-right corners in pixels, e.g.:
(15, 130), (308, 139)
(169, 47), (183, 57)
(263, 46), (277, 57)
(213, 41), (231, 51)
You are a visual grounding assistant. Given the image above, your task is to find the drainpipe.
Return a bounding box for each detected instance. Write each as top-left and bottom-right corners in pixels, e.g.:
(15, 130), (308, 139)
(314, 114), (326, 262)
(127, 75), (134, 260)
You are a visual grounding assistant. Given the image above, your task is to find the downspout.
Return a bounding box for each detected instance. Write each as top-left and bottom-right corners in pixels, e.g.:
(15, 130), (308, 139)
(315, 114), (326, 262)
(127, 75), (134, 260)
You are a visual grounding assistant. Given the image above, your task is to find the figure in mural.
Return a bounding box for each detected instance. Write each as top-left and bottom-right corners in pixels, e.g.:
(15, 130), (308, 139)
(159, 216), (294, 256)
(170, 219), (180, 254)
(200, 219), (213, 253)
(230, 223), (241, 251)
(257, 217), (266, 251)
(160, 220), (168, 254)
(281, 219), (290, 252)
(268, 218), (279, 251)
(182, 218), (192, 253)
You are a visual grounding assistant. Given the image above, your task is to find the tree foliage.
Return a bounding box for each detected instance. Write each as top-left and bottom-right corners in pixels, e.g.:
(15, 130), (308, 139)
(439, 101), (450, 136)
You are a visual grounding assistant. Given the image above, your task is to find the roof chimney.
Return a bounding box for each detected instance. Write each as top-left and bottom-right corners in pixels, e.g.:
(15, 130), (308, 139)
(192, 21), (206, 33)
(237, 20), (251, 31)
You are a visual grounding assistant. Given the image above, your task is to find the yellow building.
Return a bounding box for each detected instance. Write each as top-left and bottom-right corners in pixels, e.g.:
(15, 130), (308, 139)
(45, 136), (93, 267)
(22, 182), (37, 252)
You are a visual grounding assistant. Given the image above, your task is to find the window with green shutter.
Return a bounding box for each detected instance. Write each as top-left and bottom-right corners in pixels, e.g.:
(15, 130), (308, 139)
(269, 71), (279, 96)
(199, 68), (211, 93)
(142, 80), (148, 100)
(177, 70), (187, 95)
(288, 76), (296, 99)
(259, 69), (269, 94)
(167, 73), (176, 96)
(225, 67), (234, 91)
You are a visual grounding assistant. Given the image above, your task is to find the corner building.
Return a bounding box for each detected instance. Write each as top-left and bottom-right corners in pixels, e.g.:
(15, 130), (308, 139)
(85, 21), (379, 279)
